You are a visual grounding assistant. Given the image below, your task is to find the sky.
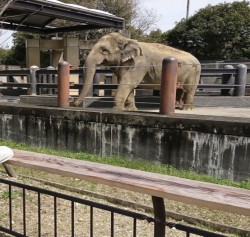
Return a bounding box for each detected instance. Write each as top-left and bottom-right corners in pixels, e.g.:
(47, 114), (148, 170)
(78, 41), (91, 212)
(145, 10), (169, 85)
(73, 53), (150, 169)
(0, 0), (248, 48)
(143, 0), (248, 32)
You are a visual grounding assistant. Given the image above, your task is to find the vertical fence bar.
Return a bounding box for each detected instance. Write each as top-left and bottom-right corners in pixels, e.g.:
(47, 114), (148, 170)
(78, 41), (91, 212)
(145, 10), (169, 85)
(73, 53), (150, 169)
(57, 61), (70, 108)
(71, 201), (75, 237)
(30, 65), (39, 95)
(111, 211), (114, 237)
(9, 185), (12, 231)
(54, 196), (57, 237)
(22, 188), (26, 236)
(221, 65), (234, 96)
(152, 196), (166, 237)
(90, 206), (93, 237)
(233, 64), (247, 96)
(159, 57), (178, 114)
(133, 218), (137, 237)
(38, 192), (41, 237)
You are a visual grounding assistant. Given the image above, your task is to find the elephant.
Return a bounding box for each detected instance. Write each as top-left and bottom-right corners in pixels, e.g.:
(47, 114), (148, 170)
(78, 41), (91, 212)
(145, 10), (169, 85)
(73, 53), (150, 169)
(74, 32), (201, 111)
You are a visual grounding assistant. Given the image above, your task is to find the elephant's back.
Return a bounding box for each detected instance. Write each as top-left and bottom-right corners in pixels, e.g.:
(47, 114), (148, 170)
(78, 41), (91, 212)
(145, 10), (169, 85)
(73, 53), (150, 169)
(139, 42), (200, 65)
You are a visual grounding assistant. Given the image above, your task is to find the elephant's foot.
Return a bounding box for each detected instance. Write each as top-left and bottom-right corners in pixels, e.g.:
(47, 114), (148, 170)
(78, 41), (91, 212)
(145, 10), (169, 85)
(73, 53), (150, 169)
(74, 99), (83, 107)
(113, 105), (125, 111)
(175, 100), (184, 110)
(125, 104), (138, 111)
(181, 104), (193, 110)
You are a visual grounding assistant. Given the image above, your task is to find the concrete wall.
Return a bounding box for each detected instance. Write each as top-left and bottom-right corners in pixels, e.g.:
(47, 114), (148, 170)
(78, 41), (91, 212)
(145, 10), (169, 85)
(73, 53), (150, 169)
(0, 104), (249, 182)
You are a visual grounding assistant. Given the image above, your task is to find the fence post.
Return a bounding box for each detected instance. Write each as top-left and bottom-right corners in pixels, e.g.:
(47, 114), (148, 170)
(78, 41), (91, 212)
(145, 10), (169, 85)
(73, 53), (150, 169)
(58, 61), (70, 108)
(233, 64), (247, 96)
(152, 196), (166, 237)
(47, 66), (55, 95)
(159, 57), (178, 114)
(30, 65), (39, 95)
(221, 65), (234, 96)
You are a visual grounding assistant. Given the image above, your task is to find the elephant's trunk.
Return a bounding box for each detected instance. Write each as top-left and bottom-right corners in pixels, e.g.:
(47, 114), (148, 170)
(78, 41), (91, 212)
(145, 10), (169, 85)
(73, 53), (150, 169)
(74, 59), (97, 107)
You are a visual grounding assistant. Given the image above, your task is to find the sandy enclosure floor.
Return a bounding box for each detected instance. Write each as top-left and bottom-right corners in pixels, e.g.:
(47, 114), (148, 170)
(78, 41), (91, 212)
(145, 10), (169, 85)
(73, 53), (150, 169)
(0, 167), (249, 237)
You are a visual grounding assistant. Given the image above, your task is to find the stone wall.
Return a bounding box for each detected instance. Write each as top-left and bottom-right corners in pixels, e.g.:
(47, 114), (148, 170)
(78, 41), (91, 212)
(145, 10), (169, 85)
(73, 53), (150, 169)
(0, 103), (250, 182)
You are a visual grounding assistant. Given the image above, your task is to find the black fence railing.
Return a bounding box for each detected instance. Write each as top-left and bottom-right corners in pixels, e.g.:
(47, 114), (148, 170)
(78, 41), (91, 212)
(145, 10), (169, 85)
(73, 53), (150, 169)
(0, 178), (227, 236)
(0, 65), (249, 96)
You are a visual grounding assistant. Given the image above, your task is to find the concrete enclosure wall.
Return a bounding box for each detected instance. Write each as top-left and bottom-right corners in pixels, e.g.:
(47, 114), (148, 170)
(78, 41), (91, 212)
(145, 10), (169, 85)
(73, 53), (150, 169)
(0, 104), (250, 182)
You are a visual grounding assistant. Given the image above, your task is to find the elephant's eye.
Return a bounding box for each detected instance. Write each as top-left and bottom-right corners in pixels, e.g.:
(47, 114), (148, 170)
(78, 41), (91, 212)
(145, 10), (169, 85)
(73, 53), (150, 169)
(100, 46), (110, 55)
(102, 50), (109, 55)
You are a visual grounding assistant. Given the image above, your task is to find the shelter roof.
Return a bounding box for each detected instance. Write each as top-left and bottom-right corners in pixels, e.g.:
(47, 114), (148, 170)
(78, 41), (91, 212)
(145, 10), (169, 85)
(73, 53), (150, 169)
(0, 0), (124, 34)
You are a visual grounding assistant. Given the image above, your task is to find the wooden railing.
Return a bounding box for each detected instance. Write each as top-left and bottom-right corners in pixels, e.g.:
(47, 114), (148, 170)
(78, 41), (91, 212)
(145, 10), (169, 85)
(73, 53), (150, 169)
(3, 149), (250, 237)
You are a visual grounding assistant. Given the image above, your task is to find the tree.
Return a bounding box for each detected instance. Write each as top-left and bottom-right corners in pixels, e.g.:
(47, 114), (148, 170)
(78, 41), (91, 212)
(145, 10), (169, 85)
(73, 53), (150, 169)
(1, 32), (28, 67)
(62, 0), (158, 40)
(162, 1), (250, 60)
(2, 0), (159, 66)
(1, 32), (50, 67)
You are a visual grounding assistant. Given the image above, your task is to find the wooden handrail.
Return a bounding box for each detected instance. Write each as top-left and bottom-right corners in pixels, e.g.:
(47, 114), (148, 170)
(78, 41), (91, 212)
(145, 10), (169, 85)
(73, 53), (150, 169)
(4, 149), (250, 217)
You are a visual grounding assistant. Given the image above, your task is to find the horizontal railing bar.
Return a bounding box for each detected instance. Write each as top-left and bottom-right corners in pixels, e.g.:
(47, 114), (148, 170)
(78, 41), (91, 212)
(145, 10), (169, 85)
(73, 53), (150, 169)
(1, 83), (247, 90)
(0, 178), (150, 221)
(1, 67), (248, 76)
(0, 82), (249, 90)
(0, 69), (30, 76)
(0, 226), (25, 237)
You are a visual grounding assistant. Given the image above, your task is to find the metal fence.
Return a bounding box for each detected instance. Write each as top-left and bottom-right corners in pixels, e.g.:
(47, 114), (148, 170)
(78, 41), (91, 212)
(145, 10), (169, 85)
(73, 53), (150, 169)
(0, 178), (227, 237)
(0, 64), (249, 97)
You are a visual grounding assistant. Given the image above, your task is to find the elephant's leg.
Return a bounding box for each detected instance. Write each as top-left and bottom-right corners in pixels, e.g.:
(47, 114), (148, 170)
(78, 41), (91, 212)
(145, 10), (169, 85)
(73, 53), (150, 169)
(125, 91), (137, 111)
(175, 88), (184, 110)
(181, 87), (196, 110)
(113, 84), (135, 110)
(113, 68), (147, 111)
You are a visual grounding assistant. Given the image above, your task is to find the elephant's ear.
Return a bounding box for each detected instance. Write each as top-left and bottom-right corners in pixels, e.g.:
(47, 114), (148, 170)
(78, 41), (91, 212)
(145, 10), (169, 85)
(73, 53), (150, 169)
(119, 39), (142, 63)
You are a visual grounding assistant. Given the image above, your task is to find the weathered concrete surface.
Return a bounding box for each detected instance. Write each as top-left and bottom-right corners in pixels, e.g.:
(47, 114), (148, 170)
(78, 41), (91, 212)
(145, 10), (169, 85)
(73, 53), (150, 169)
(0, 97), (250, 182)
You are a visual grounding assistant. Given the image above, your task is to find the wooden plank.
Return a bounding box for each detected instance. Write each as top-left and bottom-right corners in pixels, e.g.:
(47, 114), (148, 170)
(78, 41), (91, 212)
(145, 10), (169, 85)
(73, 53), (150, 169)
(5, 149), (250, 217)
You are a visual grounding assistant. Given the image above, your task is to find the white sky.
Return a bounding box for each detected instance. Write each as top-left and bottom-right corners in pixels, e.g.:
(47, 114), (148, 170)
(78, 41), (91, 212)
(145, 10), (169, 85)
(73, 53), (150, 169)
(143, 0), (248, 31)
(0, 0), (248, 48)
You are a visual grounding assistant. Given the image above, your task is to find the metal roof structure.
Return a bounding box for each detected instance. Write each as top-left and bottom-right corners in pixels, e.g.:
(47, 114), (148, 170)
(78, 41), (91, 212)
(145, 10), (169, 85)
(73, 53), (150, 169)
(0, 0), (124, 34)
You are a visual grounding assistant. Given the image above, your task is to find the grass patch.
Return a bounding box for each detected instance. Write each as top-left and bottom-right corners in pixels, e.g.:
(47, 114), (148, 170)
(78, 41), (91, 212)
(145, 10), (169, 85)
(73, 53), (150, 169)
(1, 140), (250, 190)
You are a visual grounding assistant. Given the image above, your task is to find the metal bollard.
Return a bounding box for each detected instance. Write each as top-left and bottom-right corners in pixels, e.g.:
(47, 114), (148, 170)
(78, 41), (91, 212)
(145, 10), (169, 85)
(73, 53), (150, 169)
(233, 64), (247, 96)
(58, 61), (70, 108)
(159, 57), (178, 114)
(47, 66), (55, 95)
(221, 65), (234, 96)
(30, 65), (39, 95)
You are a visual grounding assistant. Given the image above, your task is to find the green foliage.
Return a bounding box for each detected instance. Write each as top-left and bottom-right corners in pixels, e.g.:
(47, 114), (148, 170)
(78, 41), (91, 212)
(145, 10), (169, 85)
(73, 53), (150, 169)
(1, 140), (250, 190)
(2, 32), (32, 67)
(1, 190), (22, 200)
(163, 1), (250, 60)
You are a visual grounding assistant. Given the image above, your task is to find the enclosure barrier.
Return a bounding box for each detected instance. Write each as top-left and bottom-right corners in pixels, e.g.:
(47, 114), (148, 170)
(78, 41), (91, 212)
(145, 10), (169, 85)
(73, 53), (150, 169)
(159, 57), (178, 114)
(3, 150), (249, 236)
(57, 61), (70, 108)
(0, 63), (249, 110)
(0, 177), (229, 237)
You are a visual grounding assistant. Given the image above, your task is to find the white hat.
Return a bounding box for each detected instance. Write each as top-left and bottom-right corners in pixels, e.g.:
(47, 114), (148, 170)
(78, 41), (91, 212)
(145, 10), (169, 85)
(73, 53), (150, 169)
(0, 146), (14, 163)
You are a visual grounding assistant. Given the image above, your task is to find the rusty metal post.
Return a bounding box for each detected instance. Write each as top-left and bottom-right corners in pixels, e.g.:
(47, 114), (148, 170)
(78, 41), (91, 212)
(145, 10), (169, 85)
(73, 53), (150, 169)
(152, 196), (166, 237)
(160, 57), (178, 114)
(58, 61), (70, 108)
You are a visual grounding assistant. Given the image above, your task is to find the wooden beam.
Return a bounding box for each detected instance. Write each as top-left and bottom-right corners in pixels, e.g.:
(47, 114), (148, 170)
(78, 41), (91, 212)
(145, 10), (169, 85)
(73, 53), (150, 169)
(5, 149), (250, 217)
